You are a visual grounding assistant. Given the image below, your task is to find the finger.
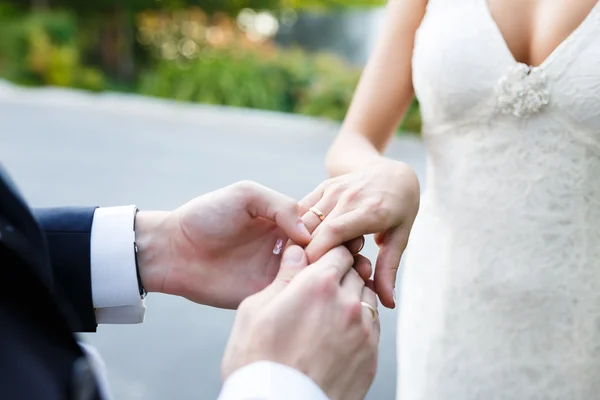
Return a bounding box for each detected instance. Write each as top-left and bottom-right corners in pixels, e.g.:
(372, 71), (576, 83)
(353, 254), (373, 282)
(309, 205), (366, 255)
(285, 205), (327, 249)
(340, 267), (364, 297)
(374, 232), (386, 246)
(307, 245), (354, 282)
(259, 245), (308, 300)
(346, 236), (365, 255)
(298, 181), (328, 214)
(305, 209), (379, 264)
(301, 210), (323, 235)
(287, 195), (338, 249)
(365, 279), (376, 292)
(241, 182), (312, 246)
(301, 196), (337, 235)
(361, 284), (381, 339)
(374, 227), (408, 309)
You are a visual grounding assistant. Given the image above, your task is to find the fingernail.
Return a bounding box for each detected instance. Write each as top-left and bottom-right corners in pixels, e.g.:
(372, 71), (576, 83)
(393, 288), (397, 304)
(282, 246), (305, 264)
(272, 238), (284, 255)
(297, 220), (310, 237)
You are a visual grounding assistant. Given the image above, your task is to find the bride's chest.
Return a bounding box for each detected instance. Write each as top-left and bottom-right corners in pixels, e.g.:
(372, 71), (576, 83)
(412, 1), (600, 131)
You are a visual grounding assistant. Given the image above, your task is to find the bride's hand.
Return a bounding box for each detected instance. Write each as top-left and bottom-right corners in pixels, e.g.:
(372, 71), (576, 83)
(299, 159), (420, 308)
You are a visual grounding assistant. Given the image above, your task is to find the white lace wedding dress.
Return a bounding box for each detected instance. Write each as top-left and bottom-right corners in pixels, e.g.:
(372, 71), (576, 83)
(398, 1), (600, 399)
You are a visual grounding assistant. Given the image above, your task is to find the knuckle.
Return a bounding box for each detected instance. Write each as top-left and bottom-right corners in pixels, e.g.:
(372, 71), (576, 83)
(324, 220), (345, 239)
(237, 296), (256, 314)
(366, 195), (384, 210)
(235, 180), (258, 191)
(345, 267), (363, 285)
(315, 179), (330, 193)
(313, 268), (338, 298)
(341, 188), (361, 205)
(233, 180), (260, 197)
(356, 325), (371, 346)
(325, 181), (345, 197)
(338, 246), (355, 266)
(369, 199), (389, 218)
(282, 200), (299, 216)
(368, 204), (391, 226)
(324, 246), (353, 270)
(343, 299), (363, 325)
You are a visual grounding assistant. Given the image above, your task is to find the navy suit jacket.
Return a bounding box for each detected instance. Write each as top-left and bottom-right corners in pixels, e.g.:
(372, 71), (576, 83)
(0, 166), (101, 399)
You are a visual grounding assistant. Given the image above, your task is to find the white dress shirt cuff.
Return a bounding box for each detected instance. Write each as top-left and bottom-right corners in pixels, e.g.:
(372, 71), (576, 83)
(218, 361), (329, 400)
(91, 206), (146, 324)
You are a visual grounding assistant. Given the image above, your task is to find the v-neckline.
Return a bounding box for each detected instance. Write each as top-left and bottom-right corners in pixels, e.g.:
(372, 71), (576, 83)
(482, 0), (600, 70)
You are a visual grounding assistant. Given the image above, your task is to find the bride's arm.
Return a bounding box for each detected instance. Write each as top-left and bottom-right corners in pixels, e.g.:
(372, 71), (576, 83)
(326, 0), (427, 176)
(300, 0), (427, 309)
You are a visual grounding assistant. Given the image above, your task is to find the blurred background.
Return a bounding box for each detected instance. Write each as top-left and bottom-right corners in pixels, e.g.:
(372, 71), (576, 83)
(0, 0), (421, 131)
(0, 1), (425, 399)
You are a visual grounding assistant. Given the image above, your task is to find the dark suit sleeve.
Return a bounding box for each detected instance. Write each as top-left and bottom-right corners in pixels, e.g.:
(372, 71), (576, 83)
(34, 207), (98, 332)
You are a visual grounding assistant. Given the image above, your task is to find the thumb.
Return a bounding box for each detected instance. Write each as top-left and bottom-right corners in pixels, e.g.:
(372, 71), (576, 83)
(242, 182), (312, 246)
(260, 245), (308, 300)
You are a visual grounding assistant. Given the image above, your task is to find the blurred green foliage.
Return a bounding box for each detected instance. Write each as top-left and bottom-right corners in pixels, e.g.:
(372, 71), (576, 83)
(0, 7), (104, 89)
(140, 48), (303, 111)
(138, 47), (362, 121)
(289, 0), (385, 11)
(0, 1), (420, 132)
(2, 0), (384, 15)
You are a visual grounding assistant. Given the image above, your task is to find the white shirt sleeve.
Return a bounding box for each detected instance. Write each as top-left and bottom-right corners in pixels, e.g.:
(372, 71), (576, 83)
(218, 361), (330, 400)
(90, 206), (146, 324)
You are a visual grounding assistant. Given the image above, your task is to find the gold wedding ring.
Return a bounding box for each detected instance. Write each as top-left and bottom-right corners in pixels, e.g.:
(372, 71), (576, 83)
(309, 206), (325, 222)
(361, 301), (378, 322)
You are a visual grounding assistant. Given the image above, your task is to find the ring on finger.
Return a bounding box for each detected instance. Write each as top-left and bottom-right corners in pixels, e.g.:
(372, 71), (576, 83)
(309, 206), (325, 222)
(360, 301), (378, 322)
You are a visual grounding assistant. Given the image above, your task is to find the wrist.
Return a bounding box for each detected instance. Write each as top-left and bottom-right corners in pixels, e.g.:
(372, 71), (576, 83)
(325, 131), (383, 177)
(134, 211), (171, 294)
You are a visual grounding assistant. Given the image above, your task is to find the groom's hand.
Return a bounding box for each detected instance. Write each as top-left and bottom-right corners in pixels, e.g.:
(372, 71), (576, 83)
(132, 181), (313, 309)
(221, 245), (380, 400)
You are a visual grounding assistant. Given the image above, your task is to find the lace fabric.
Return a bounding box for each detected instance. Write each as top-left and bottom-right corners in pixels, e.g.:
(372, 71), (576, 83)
(398, 1), (600, 399)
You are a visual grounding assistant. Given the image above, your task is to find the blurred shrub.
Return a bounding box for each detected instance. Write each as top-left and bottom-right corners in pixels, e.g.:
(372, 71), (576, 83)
(138, 45), (351, 114)
(137, 8), (420, 131)
(139, 47), (291, 110)
(0, 9), (105, 90)
(294, 52), (360, 120)
(290, 0), (385, 11)
(138, 9), (293, 109)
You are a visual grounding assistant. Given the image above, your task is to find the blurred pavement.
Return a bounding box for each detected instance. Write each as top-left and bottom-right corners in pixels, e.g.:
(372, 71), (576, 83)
(0, 82), (426, 400)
